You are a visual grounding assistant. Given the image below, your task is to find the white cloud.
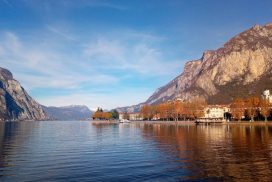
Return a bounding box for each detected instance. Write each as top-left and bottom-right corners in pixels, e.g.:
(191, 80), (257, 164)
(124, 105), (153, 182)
(83, 36), (182, 75)
(0, 32), (119, 90)
(3, 32), (21, 53)
(84, 38), (124, 59)
(0, 29), (182, 109)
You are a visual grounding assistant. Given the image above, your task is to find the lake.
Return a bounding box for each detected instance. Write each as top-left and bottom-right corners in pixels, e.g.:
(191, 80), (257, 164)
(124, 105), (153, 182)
(0, 121), (272, 181)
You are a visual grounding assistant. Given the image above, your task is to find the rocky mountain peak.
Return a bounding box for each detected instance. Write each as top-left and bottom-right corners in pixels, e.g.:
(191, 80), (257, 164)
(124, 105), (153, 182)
(0, 67), (48, 121)
(252, 24), (261, 30)
(264, 22), (272, 28)
(201, 50), (215, 62)
(0, 68), (13, 81)
(223, 23), (272, 52)
(117, 23), (272, 113)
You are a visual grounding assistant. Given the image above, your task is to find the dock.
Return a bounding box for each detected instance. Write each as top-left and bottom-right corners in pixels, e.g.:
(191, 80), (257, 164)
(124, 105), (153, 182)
(195, 119), (225, 124)
(91, 120), (119, 125)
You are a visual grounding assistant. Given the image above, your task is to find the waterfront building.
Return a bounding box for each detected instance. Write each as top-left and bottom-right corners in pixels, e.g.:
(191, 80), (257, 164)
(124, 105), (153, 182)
(262, 90), (272, 103)
(119, 112), (143, 120)
(204, 105), (230, 119)
(129, 113), (143, 120)
(118, 113), (126, 120)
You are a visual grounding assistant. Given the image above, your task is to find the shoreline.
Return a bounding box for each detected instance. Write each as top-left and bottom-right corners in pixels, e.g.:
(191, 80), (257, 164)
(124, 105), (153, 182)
(91, 120), (272, 126)
(222, 121), (272, 125)
(2, 120), (272, 126)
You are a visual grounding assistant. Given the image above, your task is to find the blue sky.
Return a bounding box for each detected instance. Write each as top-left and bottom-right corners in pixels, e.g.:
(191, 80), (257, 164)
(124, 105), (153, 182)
(0, 0), (272, 110)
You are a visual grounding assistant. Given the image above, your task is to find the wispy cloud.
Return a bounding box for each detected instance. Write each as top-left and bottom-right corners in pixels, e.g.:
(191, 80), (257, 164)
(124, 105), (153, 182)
(86, 1), (128, 10)
(0, 31), (119, 90)
(0, 28), (181, 109)
(47, 25), (76, 41)
(84, 38), (124, 59)
(83, 36), (182, 75)
(22, 0), (128, 13)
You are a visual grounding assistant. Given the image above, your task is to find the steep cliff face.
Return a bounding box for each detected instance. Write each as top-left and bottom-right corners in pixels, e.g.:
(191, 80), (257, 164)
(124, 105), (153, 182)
(117, 23), (272, 112)
(0, 67), (48, 121)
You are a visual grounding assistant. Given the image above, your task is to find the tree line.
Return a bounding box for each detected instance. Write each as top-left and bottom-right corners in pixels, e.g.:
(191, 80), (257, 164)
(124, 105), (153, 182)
(140, 98), (207, 121)
(140, 96), (272, 122)
(92, 108), (119, 120)
(230, 96), (272, 122)
(92, 96), (272, 122)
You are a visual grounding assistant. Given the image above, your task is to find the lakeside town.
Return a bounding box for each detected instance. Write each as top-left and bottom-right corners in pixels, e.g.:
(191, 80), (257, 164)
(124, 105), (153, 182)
(2, 1), (272, 181)
(92, 89), (272, 123)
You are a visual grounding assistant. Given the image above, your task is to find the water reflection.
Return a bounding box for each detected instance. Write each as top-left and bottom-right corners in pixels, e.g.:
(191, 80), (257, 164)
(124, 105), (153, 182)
(0, 121), (272, 181)
(0, 122), (35, 170)
(138, 123), (272, 181)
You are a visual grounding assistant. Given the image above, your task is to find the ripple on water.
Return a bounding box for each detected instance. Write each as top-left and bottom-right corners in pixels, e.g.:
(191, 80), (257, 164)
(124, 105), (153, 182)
(0, 121), (272, 181)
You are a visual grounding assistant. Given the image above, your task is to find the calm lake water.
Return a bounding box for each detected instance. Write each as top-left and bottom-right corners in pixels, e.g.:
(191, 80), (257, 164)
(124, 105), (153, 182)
(0, 121), (272, 181)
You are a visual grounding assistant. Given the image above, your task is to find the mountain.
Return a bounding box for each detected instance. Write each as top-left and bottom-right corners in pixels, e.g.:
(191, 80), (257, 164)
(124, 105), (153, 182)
(42, 105), (93, 121)
(117, 23), (272, 112)
(0, 67), (48, 121)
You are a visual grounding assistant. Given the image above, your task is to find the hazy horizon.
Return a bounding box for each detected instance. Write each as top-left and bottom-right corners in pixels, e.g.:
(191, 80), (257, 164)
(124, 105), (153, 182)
(1, 0), (272, 110)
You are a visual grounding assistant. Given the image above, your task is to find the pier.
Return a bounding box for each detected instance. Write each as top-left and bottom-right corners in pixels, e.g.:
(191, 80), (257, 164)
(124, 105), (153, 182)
(195, 119), (226, 124)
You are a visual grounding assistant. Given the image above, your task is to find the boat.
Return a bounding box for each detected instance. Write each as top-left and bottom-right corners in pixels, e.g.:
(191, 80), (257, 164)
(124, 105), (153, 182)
(119, 119), (130, 123)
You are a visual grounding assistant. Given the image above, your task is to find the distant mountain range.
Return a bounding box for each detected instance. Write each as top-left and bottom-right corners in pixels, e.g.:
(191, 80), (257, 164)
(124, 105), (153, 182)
(0, 67), (93, 121)
(42, 105), (93, 121)
(117, 23), (272, 112)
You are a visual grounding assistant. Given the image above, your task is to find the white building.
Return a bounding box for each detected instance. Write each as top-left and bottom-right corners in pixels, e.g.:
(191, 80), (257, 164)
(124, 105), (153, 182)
(262, 90), (272, 103)
(129, 113), (143, 120)
(119, 112), (143, 120)
(204, 105), (230, 119)
(118, 113), (126, 120)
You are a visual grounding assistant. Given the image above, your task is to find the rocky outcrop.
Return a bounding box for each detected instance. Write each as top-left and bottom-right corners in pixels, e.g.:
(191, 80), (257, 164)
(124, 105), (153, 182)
(0, 67), (48, 121)
(117, 23), (272, 112)
(42, 105), (93, 121)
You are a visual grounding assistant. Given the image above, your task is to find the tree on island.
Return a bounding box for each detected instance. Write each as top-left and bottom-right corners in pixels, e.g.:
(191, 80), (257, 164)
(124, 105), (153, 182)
(97, 107), (103, 112)
(92, 107), (113, 120)
(111, 109), (119, 119)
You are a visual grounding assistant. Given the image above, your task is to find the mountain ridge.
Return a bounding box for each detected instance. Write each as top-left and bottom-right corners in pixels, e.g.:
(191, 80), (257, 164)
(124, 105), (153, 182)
(42, 105), (93, 121)
(117, 23), (272, 112)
